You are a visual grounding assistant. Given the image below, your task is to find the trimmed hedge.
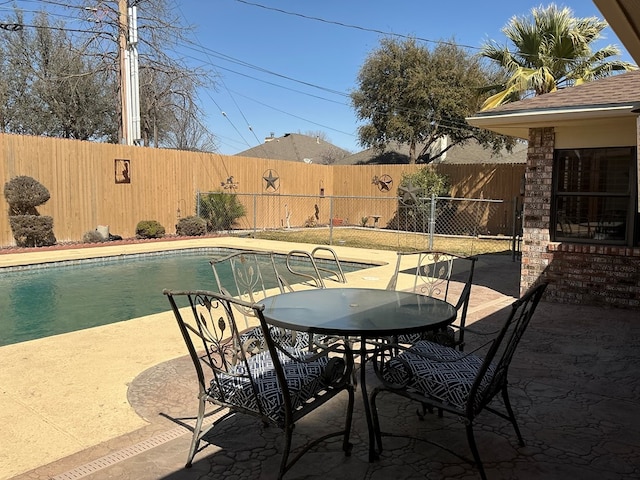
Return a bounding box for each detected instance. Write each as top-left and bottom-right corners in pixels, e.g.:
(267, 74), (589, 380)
(135, 220), (165, 239)
(176, 216), (207, 237)
(9, 215), (56, 247)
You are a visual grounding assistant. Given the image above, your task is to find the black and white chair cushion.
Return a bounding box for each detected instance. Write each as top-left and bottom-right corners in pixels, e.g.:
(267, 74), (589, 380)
(382, 340), (495, 411)
(209, 348), (343, 423)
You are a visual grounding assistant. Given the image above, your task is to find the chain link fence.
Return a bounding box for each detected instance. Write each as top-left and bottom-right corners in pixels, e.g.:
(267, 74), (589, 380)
(194, 192), (521, 256)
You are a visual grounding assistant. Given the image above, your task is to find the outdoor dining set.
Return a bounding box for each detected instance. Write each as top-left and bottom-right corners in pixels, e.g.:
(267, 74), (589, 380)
(163, 249), (548, 480)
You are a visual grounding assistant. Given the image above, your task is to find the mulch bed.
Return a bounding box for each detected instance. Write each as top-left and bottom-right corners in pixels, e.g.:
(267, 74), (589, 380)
(0, 234), (225, 255)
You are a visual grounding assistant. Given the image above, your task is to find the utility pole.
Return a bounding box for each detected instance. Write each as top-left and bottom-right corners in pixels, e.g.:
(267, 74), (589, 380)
(118, 0), (129, 144)
(118, 0), (140, 145)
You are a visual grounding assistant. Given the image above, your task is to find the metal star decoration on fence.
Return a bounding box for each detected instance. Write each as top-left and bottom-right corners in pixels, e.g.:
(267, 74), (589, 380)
(263, 170), (280, 192)
(377, 174), (393, 192)
(398, 180), (420, 205)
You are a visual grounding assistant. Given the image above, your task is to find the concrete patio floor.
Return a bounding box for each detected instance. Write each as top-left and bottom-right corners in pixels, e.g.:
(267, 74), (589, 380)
(2, 239), (639, 479)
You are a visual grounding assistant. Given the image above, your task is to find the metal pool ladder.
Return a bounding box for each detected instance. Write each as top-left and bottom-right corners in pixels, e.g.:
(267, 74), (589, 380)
(285, 246), (347, 288)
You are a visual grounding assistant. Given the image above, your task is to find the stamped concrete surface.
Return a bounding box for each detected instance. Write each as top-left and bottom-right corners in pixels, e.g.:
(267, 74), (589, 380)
(2, 238), (639, 480)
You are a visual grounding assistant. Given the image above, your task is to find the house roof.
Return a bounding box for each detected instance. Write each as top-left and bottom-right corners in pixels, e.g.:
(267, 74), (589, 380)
(336, 139), (528, 165)
(234, 133), (350, 163)
(594, 0), (640, 64)
(467, 70), (640, 138)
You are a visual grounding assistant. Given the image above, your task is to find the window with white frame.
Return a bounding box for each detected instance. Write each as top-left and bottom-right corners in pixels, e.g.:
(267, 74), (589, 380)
(552, 146), (638, 245)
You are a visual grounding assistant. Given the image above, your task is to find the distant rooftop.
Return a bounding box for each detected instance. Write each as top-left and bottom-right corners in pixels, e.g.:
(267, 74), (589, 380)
(337, 139), (527, 165)
(235, 133), (350, 164)
(235, 133), (527, 165)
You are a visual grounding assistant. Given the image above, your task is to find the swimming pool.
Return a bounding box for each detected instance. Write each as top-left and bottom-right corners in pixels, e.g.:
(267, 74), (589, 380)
(0, 248), (371, 346)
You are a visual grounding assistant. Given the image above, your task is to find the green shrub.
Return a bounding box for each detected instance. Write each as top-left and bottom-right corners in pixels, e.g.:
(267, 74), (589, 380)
(4, 175), (51, 215)
(82, 230), (104, 243)
(4, 175), (56, 247)
(400, 167), (450, 198)
(176, 216), (207, 236)
(9, 215), (56, 247)
(198, 192), (247, 231)
(135, 220), (165, 239)
(387, 167), (451, 232)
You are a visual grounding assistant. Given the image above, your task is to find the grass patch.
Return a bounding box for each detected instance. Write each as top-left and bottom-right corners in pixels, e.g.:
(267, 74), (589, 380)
(251, 227), (514, 256)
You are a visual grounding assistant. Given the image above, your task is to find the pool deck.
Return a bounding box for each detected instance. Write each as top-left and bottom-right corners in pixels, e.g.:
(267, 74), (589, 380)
(0, 238), (399, 479)
(1, 238), (639, 480)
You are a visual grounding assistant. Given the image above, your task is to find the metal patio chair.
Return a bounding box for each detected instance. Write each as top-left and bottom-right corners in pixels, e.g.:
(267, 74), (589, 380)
(370, 282), (548, 480)
(164, 289), (355, 479)
(210, 250), (311, 350)
(386, 250), (477, 350)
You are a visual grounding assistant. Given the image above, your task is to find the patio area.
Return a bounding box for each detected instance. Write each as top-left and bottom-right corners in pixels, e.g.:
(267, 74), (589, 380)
(3, 241), (640, 480)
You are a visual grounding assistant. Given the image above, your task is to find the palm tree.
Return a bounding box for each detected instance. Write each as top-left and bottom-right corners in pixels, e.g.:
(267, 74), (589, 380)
(480, 4), (637, 110)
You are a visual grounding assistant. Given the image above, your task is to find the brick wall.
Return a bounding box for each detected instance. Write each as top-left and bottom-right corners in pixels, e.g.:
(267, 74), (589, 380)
(546, 244), (640, 307)
(521, 128), (554, 295)
(522, 127), (640, 308)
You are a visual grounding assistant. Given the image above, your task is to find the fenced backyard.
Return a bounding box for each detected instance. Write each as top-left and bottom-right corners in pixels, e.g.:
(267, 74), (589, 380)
(0, 133), (526, 248)
(196, 192), (522, 256)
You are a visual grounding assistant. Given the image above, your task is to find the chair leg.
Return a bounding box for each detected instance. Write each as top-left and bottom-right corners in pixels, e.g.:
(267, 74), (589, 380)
(186, 397), (207, 467)
(370, 389), (384, 454)
(342, 386), (355, 455)
(502, 386), (524, 446)
(278, 424), (295, 480)
(465, 422), (487, 480)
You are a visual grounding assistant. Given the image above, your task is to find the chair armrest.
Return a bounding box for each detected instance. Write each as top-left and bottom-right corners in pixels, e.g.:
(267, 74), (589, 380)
(448, 324), (502, 337)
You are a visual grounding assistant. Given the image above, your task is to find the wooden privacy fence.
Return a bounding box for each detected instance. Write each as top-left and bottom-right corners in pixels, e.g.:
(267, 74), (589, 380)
(0, 133), (526, 247)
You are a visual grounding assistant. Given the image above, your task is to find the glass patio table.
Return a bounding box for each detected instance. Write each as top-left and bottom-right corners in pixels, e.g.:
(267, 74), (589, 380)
(261, 287), (457, 462)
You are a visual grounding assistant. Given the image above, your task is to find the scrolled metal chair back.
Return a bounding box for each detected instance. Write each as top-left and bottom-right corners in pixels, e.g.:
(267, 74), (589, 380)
(210, 251), (286, 327)
(413, 251), (455, 299)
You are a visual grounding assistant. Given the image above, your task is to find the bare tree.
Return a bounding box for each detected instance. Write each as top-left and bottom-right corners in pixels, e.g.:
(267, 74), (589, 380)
(319, 145), (348, 165)
(76, 0), (215, 147)
(0, 11), (115, 139)
(0, 2), (215, 149)
(301, 130), (329, 142)
(162, 87), (217, 152)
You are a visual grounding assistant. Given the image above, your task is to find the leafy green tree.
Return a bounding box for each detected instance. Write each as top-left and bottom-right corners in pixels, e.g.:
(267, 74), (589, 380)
(480, 4), (637, 110)
(0, 11), (31, 134)
(400, 167), (450, 198)
(31, 13), (116, 140)
(351, 37), (513, 164)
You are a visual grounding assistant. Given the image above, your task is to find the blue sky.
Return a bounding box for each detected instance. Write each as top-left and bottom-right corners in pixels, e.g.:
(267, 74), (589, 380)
(174, 1), (633, 155)
(2, 1), (633, 154)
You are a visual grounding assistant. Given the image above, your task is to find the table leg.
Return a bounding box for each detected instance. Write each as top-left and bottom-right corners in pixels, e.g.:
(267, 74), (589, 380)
(359, 336), (379, 462)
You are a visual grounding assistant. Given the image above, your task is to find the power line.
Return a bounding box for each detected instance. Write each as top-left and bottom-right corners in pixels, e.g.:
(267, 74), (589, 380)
(233, 0), (481, 52)
(174, 3), (259, 150)
(175, 38), (349, 98)
(166, 46), (347, 103)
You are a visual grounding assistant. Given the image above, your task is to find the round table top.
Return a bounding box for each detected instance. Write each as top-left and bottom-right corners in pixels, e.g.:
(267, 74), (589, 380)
(261, 287), (456, 337)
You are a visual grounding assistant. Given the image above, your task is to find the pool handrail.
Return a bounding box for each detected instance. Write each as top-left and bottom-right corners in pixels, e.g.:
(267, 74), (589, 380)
(311, 246), (347, 284)
(285, 250), (325, 288)
(285, 247), (347, 289)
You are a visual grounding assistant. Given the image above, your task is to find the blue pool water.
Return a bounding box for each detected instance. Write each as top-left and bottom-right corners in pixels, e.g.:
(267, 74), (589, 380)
(0, 248), (369, 346)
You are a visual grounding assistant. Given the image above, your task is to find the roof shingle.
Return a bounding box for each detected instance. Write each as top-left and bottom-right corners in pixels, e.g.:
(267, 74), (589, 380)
(477, 70), (640, 116)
